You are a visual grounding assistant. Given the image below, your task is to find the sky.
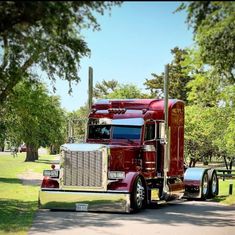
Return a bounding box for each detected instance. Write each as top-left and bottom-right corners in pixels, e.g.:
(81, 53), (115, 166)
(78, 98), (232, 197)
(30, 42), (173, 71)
(48, 1), (194, 112)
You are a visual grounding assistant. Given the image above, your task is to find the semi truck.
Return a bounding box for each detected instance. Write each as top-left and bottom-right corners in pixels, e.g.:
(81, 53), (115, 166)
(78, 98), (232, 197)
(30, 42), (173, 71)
(39, 98), (219, 213)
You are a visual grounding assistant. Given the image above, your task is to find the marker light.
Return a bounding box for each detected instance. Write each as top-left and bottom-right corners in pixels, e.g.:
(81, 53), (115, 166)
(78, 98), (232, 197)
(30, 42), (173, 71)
(108, 108), (126, 114)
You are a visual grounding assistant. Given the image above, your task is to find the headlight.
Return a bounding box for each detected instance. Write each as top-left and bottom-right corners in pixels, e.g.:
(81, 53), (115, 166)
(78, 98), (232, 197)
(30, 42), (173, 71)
(108, 171), (125, 180)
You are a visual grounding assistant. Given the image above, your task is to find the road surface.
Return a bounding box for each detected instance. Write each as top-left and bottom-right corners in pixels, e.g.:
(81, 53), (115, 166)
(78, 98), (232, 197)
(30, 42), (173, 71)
(29, 200), (235, 235)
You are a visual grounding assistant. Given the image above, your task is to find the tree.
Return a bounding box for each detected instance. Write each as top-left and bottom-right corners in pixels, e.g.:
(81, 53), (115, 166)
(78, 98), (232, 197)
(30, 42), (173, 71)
(66, 104), (89, 142)
(94, 79), (148, 100)
(144, 47), (192, 103)
(0, 121), (6, 151)
(0, 1), (121, 104)
(183, 49), (221, 107)
(214, 85), (235, 164)
(185, 105), (219, 166)
(5, 80), (66, 161)
(182, 48), (235, 165)
(177, 1), (235, 82)
(175, 2), (235, 167)
(185, 105), (233, 167)
(93, 79), (119, 99)
(106, 83), (147, 99)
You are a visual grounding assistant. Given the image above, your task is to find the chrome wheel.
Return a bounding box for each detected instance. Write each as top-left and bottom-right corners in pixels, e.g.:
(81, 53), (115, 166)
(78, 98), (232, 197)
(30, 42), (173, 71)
(136, 178), (145, 209)
(202, 174), (208, 195)
(201, 172), (209, 199)
(211, 173), (217, 194)
(131, 176), (146, 212)
(208, 170), (218, 198)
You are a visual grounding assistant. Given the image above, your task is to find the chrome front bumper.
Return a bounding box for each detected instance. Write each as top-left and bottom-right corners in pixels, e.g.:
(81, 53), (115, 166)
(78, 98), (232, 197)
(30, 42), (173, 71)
(39, 189), (131, 213)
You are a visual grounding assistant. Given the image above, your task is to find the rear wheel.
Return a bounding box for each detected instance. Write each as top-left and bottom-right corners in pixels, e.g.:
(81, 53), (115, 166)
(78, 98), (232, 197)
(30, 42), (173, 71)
(208, 169), (218, 198)
(131, 176), (146, 212)
(201, 172), (209, 200)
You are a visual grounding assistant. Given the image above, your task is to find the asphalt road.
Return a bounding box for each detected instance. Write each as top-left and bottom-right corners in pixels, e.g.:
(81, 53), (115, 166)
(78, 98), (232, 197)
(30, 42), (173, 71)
(29, 200), (235, 235)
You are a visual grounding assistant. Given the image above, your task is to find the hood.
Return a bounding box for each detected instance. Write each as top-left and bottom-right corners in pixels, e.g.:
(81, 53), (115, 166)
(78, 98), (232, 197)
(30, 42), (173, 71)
(108, 145), (141, 171)
(61, 142), (141, 172)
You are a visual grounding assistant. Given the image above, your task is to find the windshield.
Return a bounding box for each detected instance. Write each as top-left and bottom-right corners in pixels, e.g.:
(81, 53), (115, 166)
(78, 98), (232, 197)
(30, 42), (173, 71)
(88, 125), (141, 140)
(112, 126), (141, 140)
(88, 125), (111, 139)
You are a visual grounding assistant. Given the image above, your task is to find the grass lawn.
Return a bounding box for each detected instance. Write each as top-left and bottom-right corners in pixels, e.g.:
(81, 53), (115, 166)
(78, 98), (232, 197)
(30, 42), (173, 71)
(214, 178), (235, 205)
(0, 153), (56, 235)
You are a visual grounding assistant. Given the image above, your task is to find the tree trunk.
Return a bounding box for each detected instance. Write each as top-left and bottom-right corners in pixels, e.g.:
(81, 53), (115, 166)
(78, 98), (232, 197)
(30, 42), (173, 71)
(25, 144), (38, 162)
(229, 158), (233, 170)
(49, 144), (57, 155)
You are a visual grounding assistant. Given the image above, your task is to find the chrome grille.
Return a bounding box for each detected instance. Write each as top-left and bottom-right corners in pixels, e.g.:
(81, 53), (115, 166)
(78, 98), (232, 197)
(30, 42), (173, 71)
(63, 150), (103, 187)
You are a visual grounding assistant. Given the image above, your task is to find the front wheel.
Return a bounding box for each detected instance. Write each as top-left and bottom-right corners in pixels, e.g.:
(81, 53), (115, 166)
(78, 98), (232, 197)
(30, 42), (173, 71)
(131, 176), (146, 212)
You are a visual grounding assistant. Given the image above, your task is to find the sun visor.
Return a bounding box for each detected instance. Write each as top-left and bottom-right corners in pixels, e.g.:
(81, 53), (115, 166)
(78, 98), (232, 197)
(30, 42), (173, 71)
(112, 118), (144, 126)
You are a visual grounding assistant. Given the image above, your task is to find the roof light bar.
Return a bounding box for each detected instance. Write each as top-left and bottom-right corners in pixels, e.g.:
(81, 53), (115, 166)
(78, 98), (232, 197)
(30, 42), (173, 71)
(108, 108), (126, 114)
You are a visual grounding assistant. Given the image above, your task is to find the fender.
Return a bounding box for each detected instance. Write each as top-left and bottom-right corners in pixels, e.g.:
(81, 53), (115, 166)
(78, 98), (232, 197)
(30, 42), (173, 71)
(108, 172), (141, 192)
(183, 167), (208, 198)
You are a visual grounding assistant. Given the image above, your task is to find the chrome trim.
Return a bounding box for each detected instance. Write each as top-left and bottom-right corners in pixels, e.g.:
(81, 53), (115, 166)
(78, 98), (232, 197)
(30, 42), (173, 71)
(39, 190), (131, 213)
(61, 143), (106, 152)
(95, 110), (144, 115)
(126, 110), (143, 114)
(60, 145), (108, 191)
(112, 118), (144, 126)
(183, 167), (207, 199)
(184, 167), (206, 181)
(87, 117), (144, 126)
(96, 110), (109, 114)
(95, 99), (110, 104)
(143, 145), (156, 152)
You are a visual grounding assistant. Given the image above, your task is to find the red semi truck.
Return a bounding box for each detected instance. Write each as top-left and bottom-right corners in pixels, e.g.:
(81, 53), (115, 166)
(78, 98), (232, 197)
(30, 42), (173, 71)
(39, 98), (218, 213)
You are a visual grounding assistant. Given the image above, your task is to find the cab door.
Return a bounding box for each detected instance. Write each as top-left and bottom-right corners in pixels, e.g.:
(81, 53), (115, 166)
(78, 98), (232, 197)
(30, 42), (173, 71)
(143, 120), (164, 178)
(143, 120), (157, 178)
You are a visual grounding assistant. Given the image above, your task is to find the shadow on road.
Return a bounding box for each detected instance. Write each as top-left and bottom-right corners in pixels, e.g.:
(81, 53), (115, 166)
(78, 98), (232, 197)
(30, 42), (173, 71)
(30, 201), (235, 234)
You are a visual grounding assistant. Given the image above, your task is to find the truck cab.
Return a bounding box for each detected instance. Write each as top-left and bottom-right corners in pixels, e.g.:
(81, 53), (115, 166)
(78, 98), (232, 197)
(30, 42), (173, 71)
(39, 99), (218, 213)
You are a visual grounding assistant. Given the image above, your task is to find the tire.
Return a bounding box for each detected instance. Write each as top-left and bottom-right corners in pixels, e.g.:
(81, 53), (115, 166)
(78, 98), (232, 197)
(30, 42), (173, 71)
(207, 169), (219, 198)
(201, 171), (209, 200)
(131, 176), (146, 212)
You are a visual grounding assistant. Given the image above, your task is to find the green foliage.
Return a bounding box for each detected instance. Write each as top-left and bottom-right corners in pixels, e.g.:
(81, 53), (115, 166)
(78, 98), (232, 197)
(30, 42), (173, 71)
(178, 1), (235, 82)
(94, 79), (148, 99)
(0, 1), (121, 104)
(144, 47), (192, 103)
(93, 79), (119, 99)
(181, 45), (235, 163)
(186, 69), (221, 107)
(106, 83), (147, 99)
(214, 179), (235, 205)
(185, 103), (235, 165)
(66, 104), (89, 142)
(4, 80), (66, 161)
(185, 106), (217, 163)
